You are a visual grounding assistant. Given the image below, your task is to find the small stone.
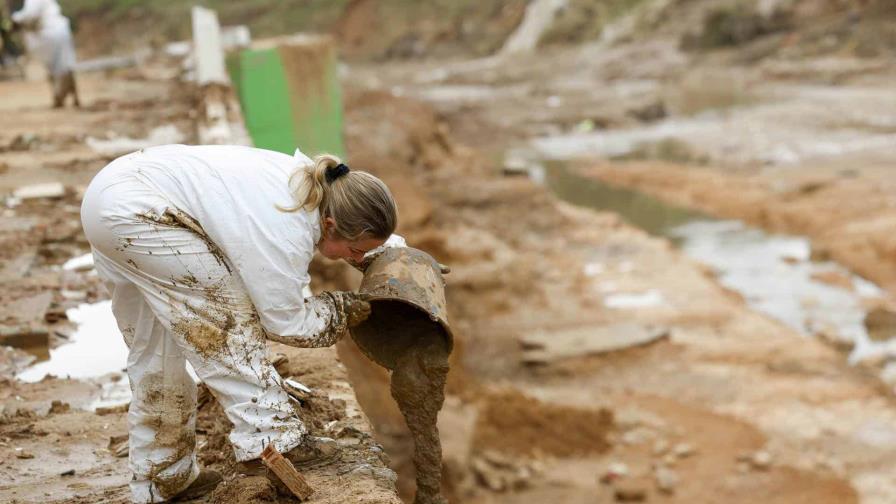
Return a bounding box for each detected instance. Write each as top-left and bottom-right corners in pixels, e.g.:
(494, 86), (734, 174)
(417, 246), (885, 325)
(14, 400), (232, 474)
(600, 462), (630, 484)
(15, 450), (34, 459)
(672, 442), (695, 459)
(48, 400), (70, 415)
(655, 466), (679, 494)
(614, 479), (648, 502)
(652, 439), (669, 455)
(60, 469), (75, 476)
(751, 450), (773, 470)
(13, 182), (65, 200)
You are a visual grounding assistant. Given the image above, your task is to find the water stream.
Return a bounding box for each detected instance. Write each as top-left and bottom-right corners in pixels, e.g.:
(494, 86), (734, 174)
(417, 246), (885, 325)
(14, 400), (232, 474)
(541, 161), (889, 361)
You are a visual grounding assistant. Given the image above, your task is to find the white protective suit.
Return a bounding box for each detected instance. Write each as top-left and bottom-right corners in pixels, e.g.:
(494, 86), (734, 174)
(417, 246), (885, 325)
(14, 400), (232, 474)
(12, 0), (75, 76)
(80, 144), (402, 503)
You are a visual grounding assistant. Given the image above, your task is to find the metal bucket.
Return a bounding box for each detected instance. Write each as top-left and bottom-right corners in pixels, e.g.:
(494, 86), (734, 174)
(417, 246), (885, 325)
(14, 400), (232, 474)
(349, 247), (453, 370)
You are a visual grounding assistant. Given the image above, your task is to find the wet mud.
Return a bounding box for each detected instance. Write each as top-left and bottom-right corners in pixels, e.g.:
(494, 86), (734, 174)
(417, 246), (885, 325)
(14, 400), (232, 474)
(359, 300), (451, 504)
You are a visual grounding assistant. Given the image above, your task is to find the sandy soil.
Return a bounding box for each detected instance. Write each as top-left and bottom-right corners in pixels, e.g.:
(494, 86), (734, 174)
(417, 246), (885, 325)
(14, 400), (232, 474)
(4, 1), (896, 503)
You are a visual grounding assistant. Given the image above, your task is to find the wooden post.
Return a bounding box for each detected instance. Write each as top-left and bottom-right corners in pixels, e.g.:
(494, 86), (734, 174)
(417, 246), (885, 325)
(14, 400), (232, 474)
(261, 444), (314, 501)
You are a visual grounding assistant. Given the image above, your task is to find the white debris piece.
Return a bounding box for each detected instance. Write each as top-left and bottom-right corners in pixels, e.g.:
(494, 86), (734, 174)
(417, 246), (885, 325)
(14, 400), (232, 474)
(604, 289), (666, 309)
(86, 125), (185, 156)
(13, 182), (65, 200)
(63, 253), (95, 272)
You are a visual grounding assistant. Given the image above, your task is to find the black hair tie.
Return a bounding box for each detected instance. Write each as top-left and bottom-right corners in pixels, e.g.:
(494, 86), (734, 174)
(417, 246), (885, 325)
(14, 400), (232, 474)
(325, 163), (350, 184)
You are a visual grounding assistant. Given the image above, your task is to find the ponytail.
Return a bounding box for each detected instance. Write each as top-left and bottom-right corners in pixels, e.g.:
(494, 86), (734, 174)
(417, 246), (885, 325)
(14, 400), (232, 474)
(281, 153), (397, 241)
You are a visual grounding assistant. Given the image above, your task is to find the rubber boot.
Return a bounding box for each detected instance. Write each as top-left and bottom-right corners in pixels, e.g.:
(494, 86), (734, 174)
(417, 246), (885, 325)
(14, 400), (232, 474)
(171, 469), (223, 501)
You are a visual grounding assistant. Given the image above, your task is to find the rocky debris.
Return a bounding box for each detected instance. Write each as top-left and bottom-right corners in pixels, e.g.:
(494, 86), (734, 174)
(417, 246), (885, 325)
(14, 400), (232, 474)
(95, 403), (129, 416)
(864, 307), (896, 342)
(750, 450), (773, 470)
(671, 442), (696, 459)
(270, 352), (290, 375)
(0, 346), (36, 378)
(48, 400), (70, 415)
(108, 434), (129, 458)
(12, 182), (66, 200)
(654, 466), (679, 494)
(736, 450), (774, 471)
(600, 462), (630, 484)
(613, 478), (649, 502)
(469, 449), (541, 492)
(520, 323), (669, 365)
(15, 448), (35, 459)
(0, 325), (49, 354)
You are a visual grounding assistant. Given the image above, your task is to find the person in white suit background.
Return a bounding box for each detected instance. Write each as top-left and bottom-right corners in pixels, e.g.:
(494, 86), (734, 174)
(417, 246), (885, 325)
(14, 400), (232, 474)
(12, 0), (80, 107)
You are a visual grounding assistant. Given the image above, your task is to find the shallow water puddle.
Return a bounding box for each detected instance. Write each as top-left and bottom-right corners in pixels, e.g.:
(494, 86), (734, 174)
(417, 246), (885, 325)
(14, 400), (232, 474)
(18, 301), (127, 382)
(17, 301), (132, 408)
(540, 161), (890, 360)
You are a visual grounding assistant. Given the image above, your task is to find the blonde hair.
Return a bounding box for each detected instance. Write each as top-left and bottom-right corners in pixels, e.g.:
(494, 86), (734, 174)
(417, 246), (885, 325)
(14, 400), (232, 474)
(281, 154), (397, 241)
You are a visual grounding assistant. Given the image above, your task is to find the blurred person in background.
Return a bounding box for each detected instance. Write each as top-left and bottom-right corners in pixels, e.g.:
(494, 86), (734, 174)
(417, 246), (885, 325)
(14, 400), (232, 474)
(11, 0), (79, 107)
(1, 1), (24, 70)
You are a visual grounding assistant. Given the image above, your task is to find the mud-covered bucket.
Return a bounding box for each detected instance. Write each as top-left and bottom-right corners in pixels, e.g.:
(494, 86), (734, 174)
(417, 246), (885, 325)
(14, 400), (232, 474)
(349, 247), (453, 370)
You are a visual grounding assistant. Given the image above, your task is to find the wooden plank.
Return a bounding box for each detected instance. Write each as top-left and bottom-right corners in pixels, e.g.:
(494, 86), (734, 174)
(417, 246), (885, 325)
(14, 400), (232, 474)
(261, 444), (314, 501)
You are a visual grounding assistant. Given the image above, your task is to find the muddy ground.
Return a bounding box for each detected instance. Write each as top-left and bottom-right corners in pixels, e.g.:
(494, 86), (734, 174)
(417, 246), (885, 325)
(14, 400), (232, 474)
(4, 0), (896, 503)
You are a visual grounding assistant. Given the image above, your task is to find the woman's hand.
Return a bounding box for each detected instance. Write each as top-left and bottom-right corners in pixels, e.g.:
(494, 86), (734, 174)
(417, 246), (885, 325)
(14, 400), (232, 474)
(327, 291), (371, 327)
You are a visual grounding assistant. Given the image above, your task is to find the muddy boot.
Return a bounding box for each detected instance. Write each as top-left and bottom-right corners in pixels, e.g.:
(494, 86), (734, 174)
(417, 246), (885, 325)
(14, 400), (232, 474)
(50, 75), (64, 108)
(67, 72), (81, 108)
(171, 469), (223, 501)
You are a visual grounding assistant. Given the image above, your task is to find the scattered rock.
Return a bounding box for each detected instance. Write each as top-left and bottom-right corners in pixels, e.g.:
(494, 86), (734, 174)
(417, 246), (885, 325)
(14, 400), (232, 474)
(270, 352), (290, 375)
(470, 450), (539, 492)
(654, 466), (679, 494)
(108, 434), (129, 458)
(751, 450), (773, 470)
(48, 400), (70, 415)
(210, 476), (276, 503)
(864, 307), (896, 342)
(12, 182), (66, 200)
(60, 469), (75, 476)
(95, 403), (129, 416)
(614, 479), (649, 502)
(15, 449), (34, 459)
(600, 462), (630, 484)
(672, 442), (696, 459)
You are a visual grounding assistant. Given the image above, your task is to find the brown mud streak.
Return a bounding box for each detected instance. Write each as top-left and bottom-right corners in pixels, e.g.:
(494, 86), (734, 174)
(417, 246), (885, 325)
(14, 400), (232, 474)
(384, 312), (450, 504)
(136, 207), (232, 273)
(141, 371), (197, 499)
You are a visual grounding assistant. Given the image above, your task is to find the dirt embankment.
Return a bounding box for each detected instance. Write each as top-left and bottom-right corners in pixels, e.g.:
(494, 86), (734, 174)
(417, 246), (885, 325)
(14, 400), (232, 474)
(308, 86), (896, 503)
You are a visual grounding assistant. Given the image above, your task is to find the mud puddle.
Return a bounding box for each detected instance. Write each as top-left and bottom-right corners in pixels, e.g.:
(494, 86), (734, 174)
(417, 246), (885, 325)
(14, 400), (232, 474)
(540, 161), (891, 359)
(17, 301), (132, 409)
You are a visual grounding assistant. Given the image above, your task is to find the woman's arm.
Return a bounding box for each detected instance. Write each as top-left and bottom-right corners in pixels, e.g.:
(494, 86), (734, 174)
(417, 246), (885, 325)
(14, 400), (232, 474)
(263, 291), (369, 348)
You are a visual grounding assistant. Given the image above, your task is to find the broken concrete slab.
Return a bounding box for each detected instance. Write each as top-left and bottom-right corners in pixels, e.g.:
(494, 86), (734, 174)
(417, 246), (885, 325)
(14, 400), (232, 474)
(12, 182), (65, 200)
(0, 292), (53, 325)
(0, 325), (49, 355)
(521, 323), (669, 364)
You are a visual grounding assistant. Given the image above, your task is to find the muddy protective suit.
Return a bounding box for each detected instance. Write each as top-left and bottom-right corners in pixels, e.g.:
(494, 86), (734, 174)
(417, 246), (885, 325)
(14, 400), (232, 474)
(80, 145), (394, 503)
(11, 0), (77, 105)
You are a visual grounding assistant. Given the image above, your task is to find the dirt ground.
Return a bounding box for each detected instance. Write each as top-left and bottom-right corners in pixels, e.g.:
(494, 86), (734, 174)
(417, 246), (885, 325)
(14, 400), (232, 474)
(4, 0), (896, 503)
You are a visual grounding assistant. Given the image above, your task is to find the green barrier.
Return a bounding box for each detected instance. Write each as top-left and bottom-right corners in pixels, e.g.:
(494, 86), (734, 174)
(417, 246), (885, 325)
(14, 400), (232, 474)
(228, 36), (345, 158)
